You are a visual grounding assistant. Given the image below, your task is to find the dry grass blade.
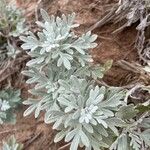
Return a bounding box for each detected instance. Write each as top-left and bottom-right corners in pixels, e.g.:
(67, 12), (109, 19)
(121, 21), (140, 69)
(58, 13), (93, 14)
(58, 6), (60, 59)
(118, 60), (150, 84)
(58, 143), (71, 150)
(23, 132), (42, 150)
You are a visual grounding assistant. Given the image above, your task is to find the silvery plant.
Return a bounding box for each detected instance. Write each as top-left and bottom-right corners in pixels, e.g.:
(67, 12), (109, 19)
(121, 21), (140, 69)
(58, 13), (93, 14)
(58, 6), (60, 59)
(0, 0), (28, 63)
(2, 135), (23, 150)
(0, 89), (21, 124)
(21, 9), (149, 150)
(0, 2), (27, 37)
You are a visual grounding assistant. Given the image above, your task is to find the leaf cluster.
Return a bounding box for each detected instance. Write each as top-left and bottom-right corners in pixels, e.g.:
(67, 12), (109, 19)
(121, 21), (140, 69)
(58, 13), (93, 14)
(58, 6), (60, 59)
(0, 0), (28, 63)
(110, 103), (150, 150)
(0, 88), (22, 124)
(0, 0), (27, 37)
(23, 75), (128, 150)
(20, 9), (98, 70)
(2, 135), (23, 150)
